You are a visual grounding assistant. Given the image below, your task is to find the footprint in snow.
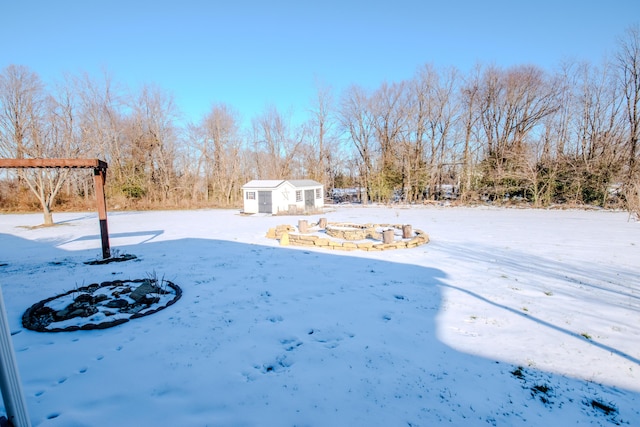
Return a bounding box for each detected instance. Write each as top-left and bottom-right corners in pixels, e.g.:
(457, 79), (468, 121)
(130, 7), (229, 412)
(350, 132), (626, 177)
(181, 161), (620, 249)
(259, 355), (292, 374)
(280, 338), (303, 351)
(309, 328), (355, 349)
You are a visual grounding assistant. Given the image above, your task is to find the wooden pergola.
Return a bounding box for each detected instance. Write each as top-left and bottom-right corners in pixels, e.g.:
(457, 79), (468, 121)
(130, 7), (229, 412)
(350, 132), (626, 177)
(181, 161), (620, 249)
(0, 158), (111, 259)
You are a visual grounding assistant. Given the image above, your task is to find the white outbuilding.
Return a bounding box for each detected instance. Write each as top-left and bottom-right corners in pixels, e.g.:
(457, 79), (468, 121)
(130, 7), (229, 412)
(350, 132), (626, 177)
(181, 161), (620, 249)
(241, 180), (324, 214)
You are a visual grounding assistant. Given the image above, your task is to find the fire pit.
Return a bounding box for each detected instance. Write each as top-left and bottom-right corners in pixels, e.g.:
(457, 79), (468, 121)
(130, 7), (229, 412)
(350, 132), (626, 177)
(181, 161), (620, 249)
(266, 220), (429, 251)
(324, 223), (382, 241)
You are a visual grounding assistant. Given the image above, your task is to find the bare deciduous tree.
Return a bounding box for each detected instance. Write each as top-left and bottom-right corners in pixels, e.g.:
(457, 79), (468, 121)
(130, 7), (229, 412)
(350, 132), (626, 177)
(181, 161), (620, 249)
(202, 103), (244, 205)
(0, 65), (44, 160)
(3, 25), (639, 212)
(251, 105), (304, 179)
(0, 67), (87, 224)
(74, 70), (126, 182)
(616, 25), (640, 212)
(306, 81), (337, 192)
(478, 65), (560, 200)
(339, 85), (376, 202)
(569, 61), (625, 205)
(124, 84), (179, 203)
(419, 66), (458, 200)
(457, 64), (483, 201)
(370, 81), (408, 200)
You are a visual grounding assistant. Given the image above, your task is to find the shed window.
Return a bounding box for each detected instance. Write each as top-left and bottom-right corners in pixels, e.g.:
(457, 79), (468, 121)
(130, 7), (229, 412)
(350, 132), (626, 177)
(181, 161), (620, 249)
(295, 190), (303, 202)
(246, 191), (255, 200)
(315, 188), (321, 199)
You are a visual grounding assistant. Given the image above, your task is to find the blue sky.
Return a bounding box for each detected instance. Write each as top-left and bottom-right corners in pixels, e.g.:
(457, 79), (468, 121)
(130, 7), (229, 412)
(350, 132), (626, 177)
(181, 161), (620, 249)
(1, 0), (638, 126)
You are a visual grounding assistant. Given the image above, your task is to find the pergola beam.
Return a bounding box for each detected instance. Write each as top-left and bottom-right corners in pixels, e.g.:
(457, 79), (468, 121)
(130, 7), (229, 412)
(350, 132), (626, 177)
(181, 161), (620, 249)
(0, 158), (111, 259)
(0, 158), (107, 169)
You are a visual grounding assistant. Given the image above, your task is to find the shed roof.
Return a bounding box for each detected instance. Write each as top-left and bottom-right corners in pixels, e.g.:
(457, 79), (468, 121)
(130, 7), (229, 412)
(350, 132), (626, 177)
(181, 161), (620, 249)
(242, 180), (284, 189)
(287, 179), (322, 187)
(242, 179), (322, 189)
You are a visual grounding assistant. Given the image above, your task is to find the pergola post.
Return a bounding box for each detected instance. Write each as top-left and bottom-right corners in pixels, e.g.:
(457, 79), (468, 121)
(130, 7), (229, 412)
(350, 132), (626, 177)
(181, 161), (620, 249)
(93, 166), (111, 259)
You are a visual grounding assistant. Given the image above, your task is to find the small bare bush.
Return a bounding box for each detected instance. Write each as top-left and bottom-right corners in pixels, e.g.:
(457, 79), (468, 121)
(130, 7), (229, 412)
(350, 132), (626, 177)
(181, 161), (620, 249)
(626, 181), (640, 221)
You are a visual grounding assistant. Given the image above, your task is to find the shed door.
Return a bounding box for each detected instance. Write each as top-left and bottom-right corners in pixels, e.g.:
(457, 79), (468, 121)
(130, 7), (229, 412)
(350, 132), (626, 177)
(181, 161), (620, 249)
(304, 189), (315, 209)
(258, 191), (272, 213)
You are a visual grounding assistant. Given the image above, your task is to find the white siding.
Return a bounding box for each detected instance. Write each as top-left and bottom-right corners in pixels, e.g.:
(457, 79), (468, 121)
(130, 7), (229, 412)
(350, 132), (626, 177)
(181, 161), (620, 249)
(241, 180), (324, 214)
(243, 189), (259, 214)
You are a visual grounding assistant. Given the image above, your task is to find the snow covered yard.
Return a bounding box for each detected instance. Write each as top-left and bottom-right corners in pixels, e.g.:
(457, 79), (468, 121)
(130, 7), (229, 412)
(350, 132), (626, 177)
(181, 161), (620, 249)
(0, 205), (639, 426)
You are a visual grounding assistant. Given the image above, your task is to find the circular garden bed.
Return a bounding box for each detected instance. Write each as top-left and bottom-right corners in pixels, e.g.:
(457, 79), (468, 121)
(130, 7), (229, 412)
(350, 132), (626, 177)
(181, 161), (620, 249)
(23, 278), (182, 332)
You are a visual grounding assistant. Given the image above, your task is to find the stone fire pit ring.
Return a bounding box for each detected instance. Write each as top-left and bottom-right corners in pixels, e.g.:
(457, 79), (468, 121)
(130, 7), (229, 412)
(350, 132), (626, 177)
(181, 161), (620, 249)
(324, 223), (383, 241)
(266, 220), (429, 251)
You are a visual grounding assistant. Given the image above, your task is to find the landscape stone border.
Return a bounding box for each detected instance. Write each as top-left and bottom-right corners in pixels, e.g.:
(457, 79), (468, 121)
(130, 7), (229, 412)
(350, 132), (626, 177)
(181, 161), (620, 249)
(266, 221), (429, 251)
(22, 279), (182, 332)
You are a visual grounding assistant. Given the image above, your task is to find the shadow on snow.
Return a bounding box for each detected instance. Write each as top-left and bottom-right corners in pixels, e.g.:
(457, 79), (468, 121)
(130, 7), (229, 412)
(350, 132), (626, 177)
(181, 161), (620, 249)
(0, 230), (638, 426)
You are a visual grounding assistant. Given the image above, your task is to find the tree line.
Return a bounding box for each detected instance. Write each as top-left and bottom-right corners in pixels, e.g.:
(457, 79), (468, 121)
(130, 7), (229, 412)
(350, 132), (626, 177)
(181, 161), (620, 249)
(1, 26), (638, 222)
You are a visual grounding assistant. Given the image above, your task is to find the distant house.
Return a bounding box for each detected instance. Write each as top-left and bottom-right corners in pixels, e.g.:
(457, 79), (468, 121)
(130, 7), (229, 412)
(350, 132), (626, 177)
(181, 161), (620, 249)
(241, 180), (324, 214)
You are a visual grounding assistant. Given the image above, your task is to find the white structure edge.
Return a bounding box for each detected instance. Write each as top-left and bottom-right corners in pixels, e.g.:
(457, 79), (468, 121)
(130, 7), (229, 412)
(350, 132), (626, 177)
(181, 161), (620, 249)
(0, 287), (31, 427)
